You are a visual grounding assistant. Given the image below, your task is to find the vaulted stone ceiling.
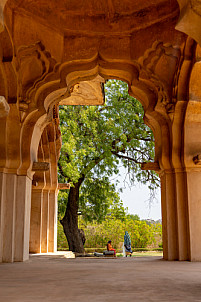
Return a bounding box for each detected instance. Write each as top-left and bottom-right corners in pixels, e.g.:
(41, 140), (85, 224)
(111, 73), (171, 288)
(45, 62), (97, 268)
(3, 0), (182, 63)
(3, 0), (201, 50)
(0, 0), (189, 113)
(6, 0), (179, 34)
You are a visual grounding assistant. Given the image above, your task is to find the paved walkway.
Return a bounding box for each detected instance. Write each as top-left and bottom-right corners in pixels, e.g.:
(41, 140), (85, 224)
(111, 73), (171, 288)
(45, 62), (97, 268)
(1, 254), (201, 302)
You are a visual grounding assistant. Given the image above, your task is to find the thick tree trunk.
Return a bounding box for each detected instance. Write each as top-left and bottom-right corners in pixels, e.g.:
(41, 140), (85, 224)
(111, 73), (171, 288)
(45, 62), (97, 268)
(60, 179), (85, 253)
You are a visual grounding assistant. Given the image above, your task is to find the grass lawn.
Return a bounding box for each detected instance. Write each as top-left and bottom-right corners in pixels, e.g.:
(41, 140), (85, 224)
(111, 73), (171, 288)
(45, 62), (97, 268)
(117, 251), (163, 257)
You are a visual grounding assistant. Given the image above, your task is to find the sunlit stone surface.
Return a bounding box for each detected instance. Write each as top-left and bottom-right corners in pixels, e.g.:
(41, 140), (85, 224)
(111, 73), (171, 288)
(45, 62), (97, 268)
(0, 0), (201, 262)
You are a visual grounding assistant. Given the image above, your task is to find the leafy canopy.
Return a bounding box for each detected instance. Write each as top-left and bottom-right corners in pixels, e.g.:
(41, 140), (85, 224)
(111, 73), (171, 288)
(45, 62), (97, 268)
(58, 79), (159, 222)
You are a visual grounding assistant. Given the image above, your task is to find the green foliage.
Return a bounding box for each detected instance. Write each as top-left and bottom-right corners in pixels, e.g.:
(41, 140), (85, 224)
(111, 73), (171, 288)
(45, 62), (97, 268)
(78, 216), (162, 249)
(58, 79), (159, 223)
(58, 191), (68, 220)
(127, 214), (140, 221)
(57, 220), (69, 250)
(57, 180), (127, 222)
(79, 177), (127, 222)
(57, 213), (162, 251)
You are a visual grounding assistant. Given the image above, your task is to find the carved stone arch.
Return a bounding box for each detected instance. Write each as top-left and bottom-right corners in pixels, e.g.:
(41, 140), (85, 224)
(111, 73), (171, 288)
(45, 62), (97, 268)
(171, 37), (196, 170)
(19, 44), (185, 177)
(14, 31), (190, 182)
(33, 53), (140, 111)
(129, 81), (172, 171)
(29, 112), (61, 255)
(0, 22), (17, 172)
(18, 109), (53, 177)
(16, 54), (139, 176)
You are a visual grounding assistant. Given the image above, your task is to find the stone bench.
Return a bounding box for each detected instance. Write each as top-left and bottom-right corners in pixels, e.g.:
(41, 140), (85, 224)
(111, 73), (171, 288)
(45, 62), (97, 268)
(94, 251), (115, 257)
(103, 250), (115, 257)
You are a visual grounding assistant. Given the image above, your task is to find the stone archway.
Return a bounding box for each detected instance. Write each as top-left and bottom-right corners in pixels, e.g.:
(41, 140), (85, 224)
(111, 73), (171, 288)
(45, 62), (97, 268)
(1, 0), (201, 262)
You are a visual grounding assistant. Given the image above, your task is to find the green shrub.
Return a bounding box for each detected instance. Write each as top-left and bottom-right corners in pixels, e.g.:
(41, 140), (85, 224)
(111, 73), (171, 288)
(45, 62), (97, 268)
(57, 220), (68, 250)
(133, 248), (149, 252)
(57, 215), (162, 251)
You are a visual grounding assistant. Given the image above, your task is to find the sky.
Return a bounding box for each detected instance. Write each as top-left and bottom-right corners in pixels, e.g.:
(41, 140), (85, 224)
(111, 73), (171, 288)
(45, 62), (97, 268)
(120, 184), (161, 221)
(114, 167), (161, 221)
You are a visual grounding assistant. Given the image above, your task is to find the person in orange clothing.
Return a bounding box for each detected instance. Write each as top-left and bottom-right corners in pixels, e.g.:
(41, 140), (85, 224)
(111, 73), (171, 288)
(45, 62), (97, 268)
(107, 240), (116, 256)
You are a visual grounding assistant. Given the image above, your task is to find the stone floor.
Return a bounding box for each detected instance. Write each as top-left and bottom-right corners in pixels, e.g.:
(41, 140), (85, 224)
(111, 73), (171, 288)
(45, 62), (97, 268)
(1, 253), (201, 302)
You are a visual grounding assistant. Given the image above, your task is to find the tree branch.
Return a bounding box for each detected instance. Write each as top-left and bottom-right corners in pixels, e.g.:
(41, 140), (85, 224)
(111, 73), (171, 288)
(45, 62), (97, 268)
(111, 151), (142, 164)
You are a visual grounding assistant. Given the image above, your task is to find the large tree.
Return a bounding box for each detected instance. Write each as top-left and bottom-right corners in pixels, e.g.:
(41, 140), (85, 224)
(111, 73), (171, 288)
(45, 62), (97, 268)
(58, 80), (159, 253)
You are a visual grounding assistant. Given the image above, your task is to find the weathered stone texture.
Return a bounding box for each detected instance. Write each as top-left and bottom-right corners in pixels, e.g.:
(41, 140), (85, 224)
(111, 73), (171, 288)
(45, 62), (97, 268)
(0, 0), (201, 262)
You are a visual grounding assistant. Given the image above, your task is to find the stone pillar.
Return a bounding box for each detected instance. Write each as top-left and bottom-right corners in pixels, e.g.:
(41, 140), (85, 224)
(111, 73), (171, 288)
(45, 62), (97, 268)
(159, 96), (201, 260)
(0, 172), (33, 263)
(1, 173), (16, 262)
(160, 173), (168, 260)
(160, 171), (178, 260)
(186, 169), (201, 261)
(161, 169), (190, 261)
(184, 99), (201, 261)
(41, 189), (49, 253)
(0, 173), (3, 262)
(29, 189), (43, 253)
(48, 190), (58, 252)
(14, 175), (32, 261)
(174, 170), (189, 261)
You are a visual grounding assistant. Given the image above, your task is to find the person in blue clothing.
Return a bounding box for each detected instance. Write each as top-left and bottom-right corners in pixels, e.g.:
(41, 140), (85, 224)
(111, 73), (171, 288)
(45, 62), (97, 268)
(124, 231), (132, 256)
